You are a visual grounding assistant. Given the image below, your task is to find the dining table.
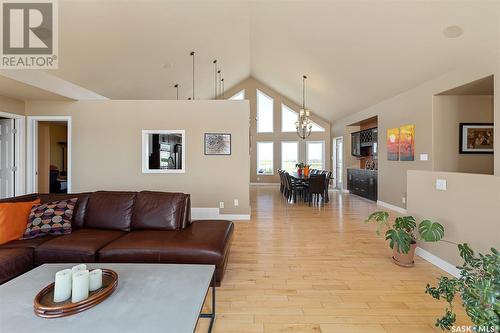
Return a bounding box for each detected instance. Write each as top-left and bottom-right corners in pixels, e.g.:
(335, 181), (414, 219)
(289, 172), (333, 203)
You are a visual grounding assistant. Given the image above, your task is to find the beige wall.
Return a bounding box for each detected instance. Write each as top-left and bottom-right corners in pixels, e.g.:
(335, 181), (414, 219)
(49, 123), (68, 172)
(225, 77), (331, 183)
(332, 52), (498, 208)
(433, 95), (494, 174)
(0, 95), (24, 115)
(407, 170), (500, 266)
(25, 100), (250, 215)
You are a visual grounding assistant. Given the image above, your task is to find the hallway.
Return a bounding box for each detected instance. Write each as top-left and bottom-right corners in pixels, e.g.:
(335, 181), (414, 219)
(196, 185), (469, 333)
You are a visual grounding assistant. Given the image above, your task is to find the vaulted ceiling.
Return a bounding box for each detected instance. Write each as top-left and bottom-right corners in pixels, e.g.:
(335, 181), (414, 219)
(35, 0), (500, 121)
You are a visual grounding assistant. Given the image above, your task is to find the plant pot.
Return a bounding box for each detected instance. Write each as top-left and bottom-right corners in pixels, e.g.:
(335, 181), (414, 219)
(392, 242), (417, 267)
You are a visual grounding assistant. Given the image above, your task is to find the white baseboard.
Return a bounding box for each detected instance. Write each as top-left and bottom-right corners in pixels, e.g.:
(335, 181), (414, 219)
(376, 200), (407, 214)
(250, 182), (280, 186)
(415, 247), (460, 278)
(191, 207), (250, 221)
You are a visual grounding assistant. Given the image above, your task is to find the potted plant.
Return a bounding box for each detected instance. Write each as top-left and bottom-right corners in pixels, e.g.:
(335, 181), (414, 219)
(425, 244), (499, 331)
(295, 162), (305, 177)
(364, 211), (445, 267)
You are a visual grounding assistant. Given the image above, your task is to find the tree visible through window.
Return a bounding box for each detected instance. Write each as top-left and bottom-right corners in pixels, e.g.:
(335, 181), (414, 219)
(281, 141), (298, 173)
(257, 142), (273, 174)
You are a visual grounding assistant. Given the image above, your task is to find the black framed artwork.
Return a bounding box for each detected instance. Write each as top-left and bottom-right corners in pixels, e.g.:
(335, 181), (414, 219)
(459, 123), (494, 154)
(204, 133), (231, 155)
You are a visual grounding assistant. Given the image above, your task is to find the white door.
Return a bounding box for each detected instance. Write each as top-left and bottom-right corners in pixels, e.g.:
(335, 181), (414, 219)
(0, 119), (15, 198)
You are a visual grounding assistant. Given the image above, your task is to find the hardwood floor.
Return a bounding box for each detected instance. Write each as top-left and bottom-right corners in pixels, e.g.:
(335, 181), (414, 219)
(196, 185), (470, 333)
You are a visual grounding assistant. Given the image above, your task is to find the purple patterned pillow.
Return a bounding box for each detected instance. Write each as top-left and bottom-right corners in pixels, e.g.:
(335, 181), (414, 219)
(22, 198), (78, 239)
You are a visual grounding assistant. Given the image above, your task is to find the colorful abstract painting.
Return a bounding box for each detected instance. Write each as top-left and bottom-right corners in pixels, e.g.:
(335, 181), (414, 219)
(387, 128), (399, 161)
(399, 124), (415, 161)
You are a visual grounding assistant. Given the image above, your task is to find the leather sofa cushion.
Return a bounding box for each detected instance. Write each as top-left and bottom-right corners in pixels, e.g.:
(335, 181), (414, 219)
(0, 248), (33, 284)
(84, 192), (136, 231)
(39, 193), (90, 229)
(131, 191), (190, 230)
(98, 220), (233, 265)
(35, 229), (125, 265)
(0, 236), (54, 249)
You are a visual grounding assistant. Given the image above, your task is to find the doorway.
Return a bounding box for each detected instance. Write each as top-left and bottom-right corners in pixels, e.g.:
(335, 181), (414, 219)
(27, 116), (71, 194)
(334, 137), (343, 189)
(0, 112), (25, 199)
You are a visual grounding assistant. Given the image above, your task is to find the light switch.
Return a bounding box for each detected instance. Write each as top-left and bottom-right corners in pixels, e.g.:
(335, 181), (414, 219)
(436, 179), (447, 191)
(219, 201), (225, 209)
(420, 154), (429, 161)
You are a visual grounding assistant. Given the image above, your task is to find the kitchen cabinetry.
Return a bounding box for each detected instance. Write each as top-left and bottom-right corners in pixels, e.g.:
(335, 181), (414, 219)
(347, 168), (377, 201)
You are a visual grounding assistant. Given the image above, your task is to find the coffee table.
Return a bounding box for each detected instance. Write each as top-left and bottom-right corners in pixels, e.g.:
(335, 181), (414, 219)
(0, 263), (216, 333)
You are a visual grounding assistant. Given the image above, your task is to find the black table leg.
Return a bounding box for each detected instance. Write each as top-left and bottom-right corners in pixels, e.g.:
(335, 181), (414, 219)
(199, 272), (216, 332)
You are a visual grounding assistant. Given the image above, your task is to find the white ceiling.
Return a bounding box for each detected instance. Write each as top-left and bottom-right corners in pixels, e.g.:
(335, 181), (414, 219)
(36, 0), (500, 121)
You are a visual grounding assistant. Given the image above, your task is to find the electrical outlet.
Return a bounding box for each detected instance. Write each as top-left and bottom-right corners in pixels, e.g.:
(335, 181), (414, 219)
(257, 177), (260, 181)
(436, 179), (447, 191)
(234, 199), (239, 207)
(420, 154), (429, 161)
(219, 201), (224, 209)
(402, 197), (406, 204)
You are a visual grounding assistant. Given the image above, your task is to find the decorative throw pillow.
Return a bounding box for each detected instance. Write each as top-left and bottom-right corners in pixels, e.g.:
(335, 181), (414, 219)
(22, 198), (78, 239)
(0, 199), (41, 245)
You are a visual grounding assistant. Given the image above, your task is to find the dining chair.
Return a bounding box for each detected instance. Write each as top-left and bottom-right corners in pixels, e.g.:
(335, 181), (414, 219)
(306, 174), (326, 206)
(285, 172), (307, 203)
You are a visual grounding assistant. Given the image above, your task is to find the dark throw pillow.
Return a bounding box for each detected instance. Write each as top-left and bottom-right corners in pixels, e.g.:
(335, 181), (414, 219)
(22, 198), (78, 239)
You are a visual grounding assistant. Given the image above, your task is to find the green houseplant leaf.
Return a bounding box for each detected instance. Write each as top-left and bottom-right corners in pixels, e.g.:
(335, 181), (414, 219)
(394, 216), (416, 232)
(418, 220), (444, 242)
(385, 229), (413, 254)
(364, 211), (389, 235)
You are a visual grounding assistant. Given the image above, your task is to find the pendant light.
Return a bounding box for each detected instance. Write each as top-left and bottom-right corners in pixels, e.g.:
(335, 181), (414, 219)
(213, 60), (218, 99)
(296, 75), (312, 139)
(174, 84), (179, 100)
(190, 51), (195, 100)
(221, 78), (225, 99)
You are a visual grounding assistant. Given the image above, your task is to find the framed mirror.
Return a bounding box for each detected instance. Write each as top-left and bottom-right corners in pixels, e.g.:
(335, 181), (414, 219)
(142, 130), (185, 173)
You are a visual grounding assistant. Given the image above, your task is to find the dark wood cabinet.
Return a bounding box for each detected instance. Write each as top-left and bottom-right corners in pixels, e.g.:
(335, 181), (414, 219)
(351, 127), (377, 157)
(347, 168), (377, 201)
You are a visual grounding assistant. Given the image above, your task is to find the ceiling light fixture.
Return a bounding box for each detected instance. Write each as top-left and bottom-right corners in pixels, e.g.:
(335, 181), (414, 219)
(190, 51), (195, 100)
(296, 75), (312, 140)
(213, 60), (218, 99)
(443, 25), (463, 38)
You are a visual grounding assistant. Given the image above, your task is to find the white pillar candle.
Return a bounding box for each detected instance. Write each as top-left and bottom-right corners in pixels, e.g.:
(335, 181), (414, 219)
(53, 269), (72, 303)
(71, 264), (87, 275)
(89, 269), (103, 292)
(71, 270), (89, 303)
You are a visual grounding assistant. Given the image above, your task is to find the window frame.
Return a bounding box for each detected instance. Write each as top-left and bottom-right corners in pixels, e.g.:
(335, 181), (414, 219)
(256, 141), (274, 175)
(306, 140), (325, 170)
(256, 89), (274, 133)
(281, 141), (299, 173)
(229, 89), (245, 100)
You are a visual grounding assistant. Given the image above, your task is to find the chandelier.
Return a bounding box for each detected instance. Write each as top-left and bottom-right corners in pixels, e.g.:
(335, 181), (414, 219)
(296, 75), (312, 139)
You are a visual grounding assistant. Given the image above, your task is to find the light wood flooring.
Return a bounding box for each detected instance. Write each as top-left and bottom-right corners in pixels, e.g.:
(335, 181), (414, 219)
(196, 185), (470, 333)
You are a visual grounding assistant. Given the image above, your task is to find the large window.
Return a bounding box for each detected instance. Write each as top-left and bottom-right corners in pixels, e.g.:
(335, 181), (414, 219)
(256, 90), (273, 133)
(281, 141), (298, 173)
(306, 141), (324, 170)
(257, 142), (273, 175)
(281, 104), (297, 132)
(311, 121), (325, 132)
(229, 90), (245, 100)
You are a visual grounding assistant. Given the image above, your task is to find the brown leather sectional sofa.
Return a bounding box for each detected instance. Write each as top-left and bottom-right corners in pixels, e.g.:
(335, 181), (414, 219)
(0, 191), (234, 285)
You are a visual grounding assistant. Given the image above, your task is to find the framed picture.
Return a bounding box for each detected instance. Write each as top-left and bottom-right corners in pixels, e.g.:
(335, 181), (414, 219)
(387, 127), (399, 161)
(459, 123), (494, 154)
(204, 133), (231, 155)
(399, 124), (415, 161)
